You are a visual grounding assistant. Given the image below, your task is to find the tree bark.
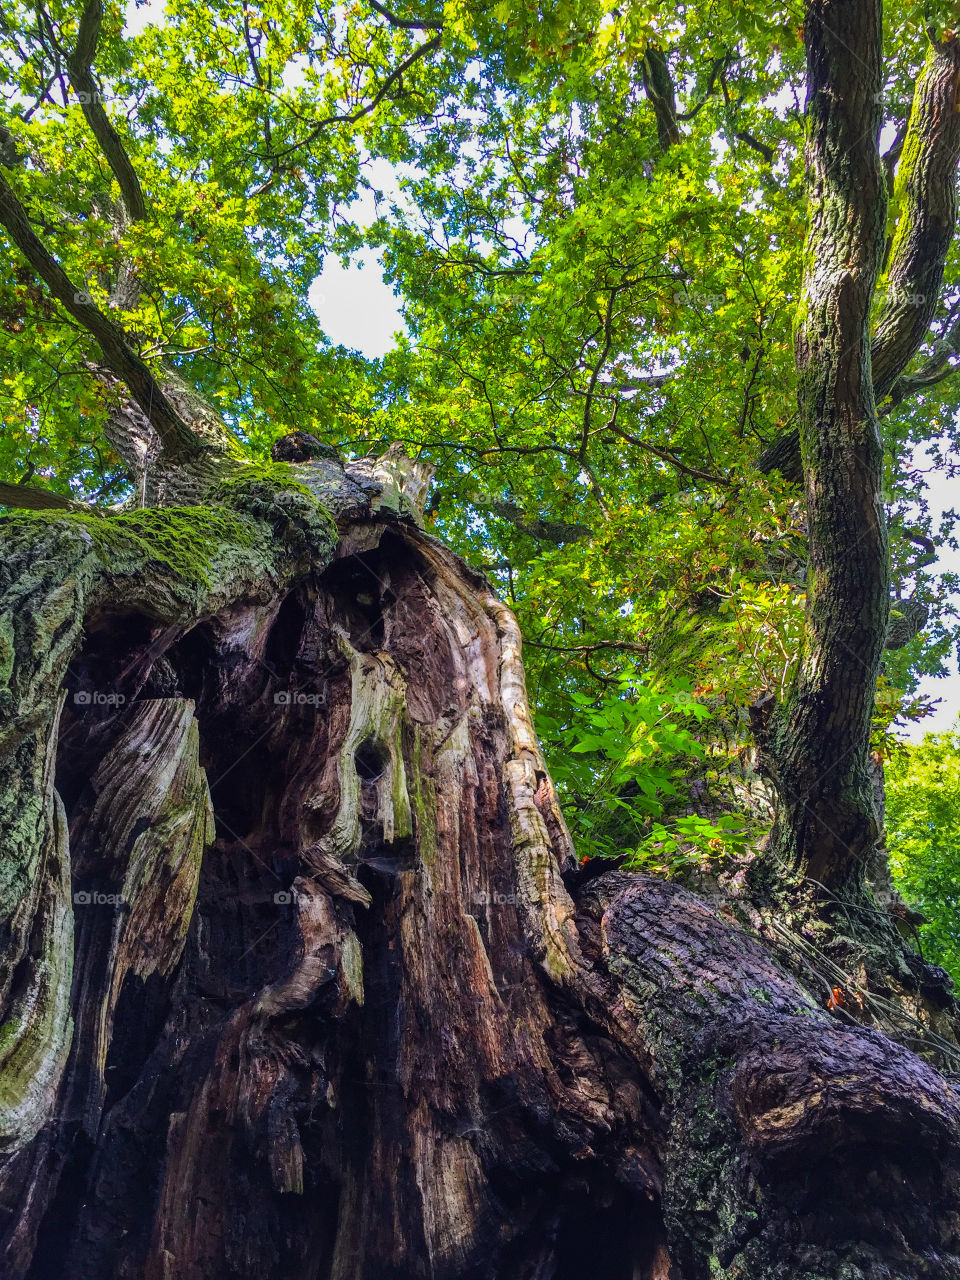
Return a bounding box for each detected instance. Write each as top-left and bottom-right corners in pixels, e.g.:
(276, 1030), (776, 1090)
(757, 30), (960, 482)
(0, 452), (958, 1279)
(761, 0), (890, 895)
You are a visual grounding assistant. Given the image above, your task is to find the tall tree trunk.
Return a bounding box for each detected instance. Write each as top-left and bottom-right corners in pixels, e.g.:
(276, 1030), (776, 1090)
(762, 0), (889, 895)
(0, 451), (958, 1280)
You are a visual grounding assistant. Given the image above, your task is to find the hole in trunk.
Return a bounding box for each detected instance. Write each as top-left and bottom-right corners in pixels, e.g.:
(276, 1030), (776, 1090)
(355, 739), (385, 782)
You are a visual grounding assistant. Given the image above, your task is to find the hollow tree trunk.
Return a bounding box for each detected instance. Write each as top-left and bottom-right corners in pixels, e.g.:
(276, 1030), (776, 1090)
(0, 451), (958, 1280)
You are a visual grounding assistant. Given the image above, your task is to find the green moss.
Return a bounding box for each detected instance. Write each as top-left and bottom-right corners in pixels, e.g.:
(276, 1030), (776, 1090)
(211, 463), (338, 550)
(211, 459), (311, 499)
(0, 612), (13, 690)
(409, 726), (438, 866)
(82, 506), (260, 589)
(4, 505), (258, 595)
(7, 462), (337, 599)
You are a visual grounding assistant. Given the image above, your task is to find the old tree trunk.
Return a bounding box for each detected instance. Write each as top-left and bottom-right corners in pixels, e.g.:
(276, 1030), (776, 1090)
(3, 1), (960, 1278)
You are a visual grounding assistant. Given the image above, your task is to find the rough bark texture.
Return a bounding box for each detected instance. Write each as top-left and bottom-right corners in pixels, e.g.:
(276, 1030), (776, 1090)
(0, 447), (959, 1279)
(758, 30), (960, 484)
(762, 0), (890, 894)
(871, 31), (960, 401)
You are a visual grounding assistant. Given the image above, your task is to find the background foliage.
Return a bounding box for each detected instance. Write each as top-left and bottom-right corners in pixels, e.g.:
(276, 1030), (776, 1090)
(888, 728), (960, 981)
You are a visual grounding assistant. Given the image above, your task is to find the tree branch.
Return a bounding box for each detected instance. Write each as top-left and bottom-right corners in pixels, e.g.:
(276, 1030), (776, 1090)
(882, 300), (960, 410)
(765, 33), (960, 473)
(272, 33), (442, 162)
(580, 290), (617, 462)
(0, 171), (201, 460)
(733, 129), (775, 163)
(0, 481), (102, 515)
(473, 498), (591, 545)
(676, 53), (731, 122)
(609, 422), (729, 486)
(65, 0), (146, 223)
(640, 46), (680, 150)
(366, 0), (442, 31)
(872, 31), (960, 401)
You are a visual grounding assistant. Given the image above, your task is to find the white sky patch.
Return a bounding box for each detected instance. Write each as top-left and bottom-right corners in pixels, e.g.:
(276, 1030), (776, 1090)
(124, 0), (165, 37)
(314, 156), (411, 355)
(898, 447), (960, 740)
(310, 250), (404, 357)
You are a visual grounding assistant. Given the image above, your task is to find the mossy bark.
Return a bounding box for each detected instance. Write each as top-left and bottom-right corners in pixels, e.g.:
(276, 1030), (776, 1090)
(763, 0), (890, 895)
(757, 29), (960, 492)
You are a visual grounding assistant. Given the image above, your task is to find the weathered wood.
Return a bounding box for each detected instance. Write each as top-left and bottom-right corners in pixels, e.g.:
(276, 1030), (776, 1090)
(1, 465), (958, 1278)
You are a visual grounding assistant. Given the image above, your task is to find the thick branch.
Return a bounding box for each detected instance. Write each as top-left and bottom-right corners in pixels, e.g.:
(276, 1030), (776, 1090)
(475, 497), (590, 544)
(761, 37), (960, 474)
(366, 0), (442, 30)
(66, 0), (146, 223)
(872, 32), (960, 401)
(883, 304), (960, 410)
(0, 482), (100, 515)
(640, 46), (680, 150)
(0, 171), (201, 460)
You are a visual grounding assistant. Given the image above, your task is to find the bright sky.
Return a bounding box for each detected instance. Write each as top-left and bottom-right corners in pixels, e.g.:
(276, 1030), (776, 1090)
(309, 252), (405, 359)
(899, 461), (960, 741)
(122, 0), (960, 738)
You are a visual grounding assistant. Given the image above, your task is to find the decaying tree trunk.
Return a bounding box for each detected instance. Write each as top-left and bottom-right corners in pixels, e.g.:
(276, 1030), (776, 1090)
(0, 441), (958, 1280)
